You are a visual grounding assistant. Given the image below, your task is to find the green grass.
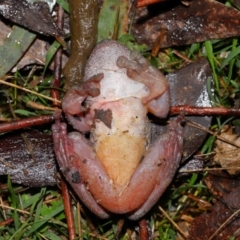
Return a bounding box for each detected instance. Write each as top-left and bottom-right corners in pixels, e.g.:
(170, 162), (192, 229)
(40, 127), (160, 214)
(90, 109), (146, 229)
(0, 177), (66, 239)
(1, 0), (240, 239)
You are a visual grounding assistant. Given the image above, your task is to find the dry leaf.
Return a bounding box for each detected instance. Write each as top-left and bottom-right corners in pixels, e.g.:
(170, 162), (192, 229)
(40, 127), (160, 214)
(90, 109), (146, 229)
(133, 0), (240, 48)
(189, 185), (240, 240)
(214, 127), (240, 175)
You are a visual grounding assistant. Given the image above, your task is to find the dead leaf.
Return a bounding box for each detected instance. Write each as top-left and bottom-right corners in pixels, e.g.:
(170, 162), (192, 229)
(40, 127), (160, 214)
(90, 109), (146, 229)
(214, 127), (240, 175)
(205, 171), (240, 199)
(189, 185), (240, 240)
(151, 58), (212, 162)
(132, 0), (240, 48)
(0, 0), (65, 37)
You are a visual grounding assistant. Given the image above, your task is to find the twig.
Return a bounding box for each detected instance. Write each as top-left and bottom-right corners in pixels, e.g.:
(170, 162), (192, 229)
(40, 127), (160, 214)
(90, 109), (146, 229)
(179, 166), (240, 173)
(52, 4), (76, 239)
(61, 180), (76, 240)
(137, 0), (166, 8)
(0, 79), (61, 103)
(139, 218), (150, 240)
(172, 49), (193, 63)
(170, 105), (240, 116)
(0, 158), (16, 168)
(185, 119), (240, 148)
(159, 206), (188, 239)
(209, 207), (240, 240)
(0, 115), (54, 133)
(0, 218), (14, 226)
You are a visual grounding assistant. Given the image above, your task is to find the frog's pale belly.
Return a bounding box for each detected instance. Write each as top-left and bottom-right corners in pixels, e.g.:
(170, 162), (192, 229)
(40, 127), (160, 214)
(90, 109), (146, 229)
(91, 97), (150, 187)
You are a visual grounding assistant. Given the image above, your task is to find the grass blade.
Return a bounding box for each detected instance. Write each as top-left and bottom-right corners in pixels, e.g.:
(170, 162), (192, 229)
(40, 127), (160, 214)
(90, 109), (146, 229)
(204, 40), (219, 94)
(221, 43), (240, 70)
(7, 176), (20, 231)
(26, 205), (64, 236)
(43, 40), (61, 75)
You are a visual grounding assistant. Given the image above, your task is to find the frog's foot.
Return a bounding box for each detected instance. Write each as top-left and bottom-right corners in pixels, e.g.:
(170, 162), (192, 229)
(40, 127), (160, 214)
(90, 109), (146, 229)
(62, 73), (104, 116)
(82, 73), (104, 97)
(62, 73), (104, 133)
(52, 120), (110, 219)
(116, 51), (170, 118)
(52, 121), (77, 172)
(62, 88), (88, 117)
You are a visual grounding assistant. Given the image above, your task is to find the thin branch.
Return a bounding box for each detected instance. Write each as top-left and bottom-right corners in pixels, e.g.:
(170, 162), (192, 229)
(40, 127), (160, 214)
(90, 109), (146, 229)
(209, 207), (240, 240)
(139, 218), (150, 240)
(159, 206), (188, 239)
(0, 79), (61, 103)
(0, 115), (54, 133)
(52, 4), (76, 239)
(170, 105), (240, 116)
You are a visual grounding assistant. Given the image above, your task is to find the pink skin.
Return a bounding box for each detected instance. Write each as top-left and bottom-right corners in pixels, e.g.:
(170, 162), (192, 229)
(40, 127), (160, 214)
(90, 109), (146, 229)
(61, 73), (104, 133)
(116, 50), (170, 117)
(52, 41), (184, 220)
(52, 115), (183, 220)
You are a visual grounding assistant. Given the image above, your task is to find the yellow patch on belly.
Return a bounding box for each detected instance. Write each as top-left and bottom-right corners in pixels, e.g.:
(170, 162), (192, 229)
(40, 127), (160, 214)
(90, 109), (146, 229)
(96, 133), (146, 187)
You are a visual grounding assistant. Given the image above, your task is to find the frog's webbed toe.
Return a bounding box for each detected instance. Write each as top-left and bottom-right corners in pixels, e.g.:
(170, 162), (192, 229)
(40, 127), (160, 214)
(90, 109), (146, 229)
(82, 73), (104, 97)
(66, 114), (91, 133)
(62, 74), (105, 133)
(130, 50), (150, 70)
(62, 88), (88, 115)
(147, 89), (170, 118)
(52, 122), (70, 171)
(117, 55), (143, 73)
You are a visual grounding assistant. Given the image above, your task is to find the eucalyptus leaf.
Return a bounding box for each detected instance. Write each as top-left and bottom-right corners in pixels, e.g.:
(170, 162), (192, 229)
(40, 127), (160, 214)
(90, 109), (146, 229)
(0, 0), (64, 37)
(98, 0), (128, 41)
(56, 0), (69, 13)
(0, 26), (36, 78)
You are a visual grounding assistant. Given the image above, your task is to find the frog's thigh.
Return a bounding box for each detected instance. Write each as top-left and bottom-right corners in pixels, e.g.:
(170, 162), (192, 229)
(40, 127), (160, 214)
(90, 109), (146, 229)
(68, 132), (128, 214)
(64, 132), (110, 219)
(128, 118), (184, 220)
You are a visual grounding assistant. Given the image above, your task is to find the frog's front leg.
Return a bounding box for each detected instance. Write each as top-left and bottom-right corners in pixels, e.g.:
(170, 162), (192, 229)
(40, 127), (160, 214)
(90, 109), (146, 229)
(117, 51), (170, 118)
(61, 73), (104, 133)
(52, 117), (110, 219)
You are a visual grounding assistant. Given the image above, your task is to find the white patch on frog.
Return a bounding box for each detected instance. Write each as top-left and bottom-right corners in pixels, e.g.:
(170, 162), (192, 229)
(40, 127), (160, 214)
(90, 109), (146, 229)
(92, 71), (150, 103)
(84, 40), (150, 103)
(93, 98), (149, 138)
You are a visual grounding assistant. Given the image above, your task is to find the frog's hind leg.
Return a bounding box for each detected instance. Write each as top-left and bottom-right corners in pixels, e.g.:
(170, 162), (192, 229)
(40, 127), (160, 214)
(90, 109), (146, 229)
(52, 120), (110, 219)
(127, 116), (184, 220)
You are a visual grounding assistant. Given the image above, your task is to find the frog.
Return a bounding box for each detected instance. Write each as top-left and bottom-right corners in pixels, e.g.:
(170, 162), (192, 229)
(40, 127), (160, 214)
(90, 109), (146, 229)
(52, 40), (184, 220)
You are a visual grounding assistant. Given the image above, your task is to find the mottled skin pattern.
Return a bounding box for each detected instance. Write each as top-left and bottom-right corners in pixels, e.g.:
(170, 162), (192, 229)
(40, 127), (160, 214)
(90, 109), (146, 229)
(52, 40), (184, 220)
